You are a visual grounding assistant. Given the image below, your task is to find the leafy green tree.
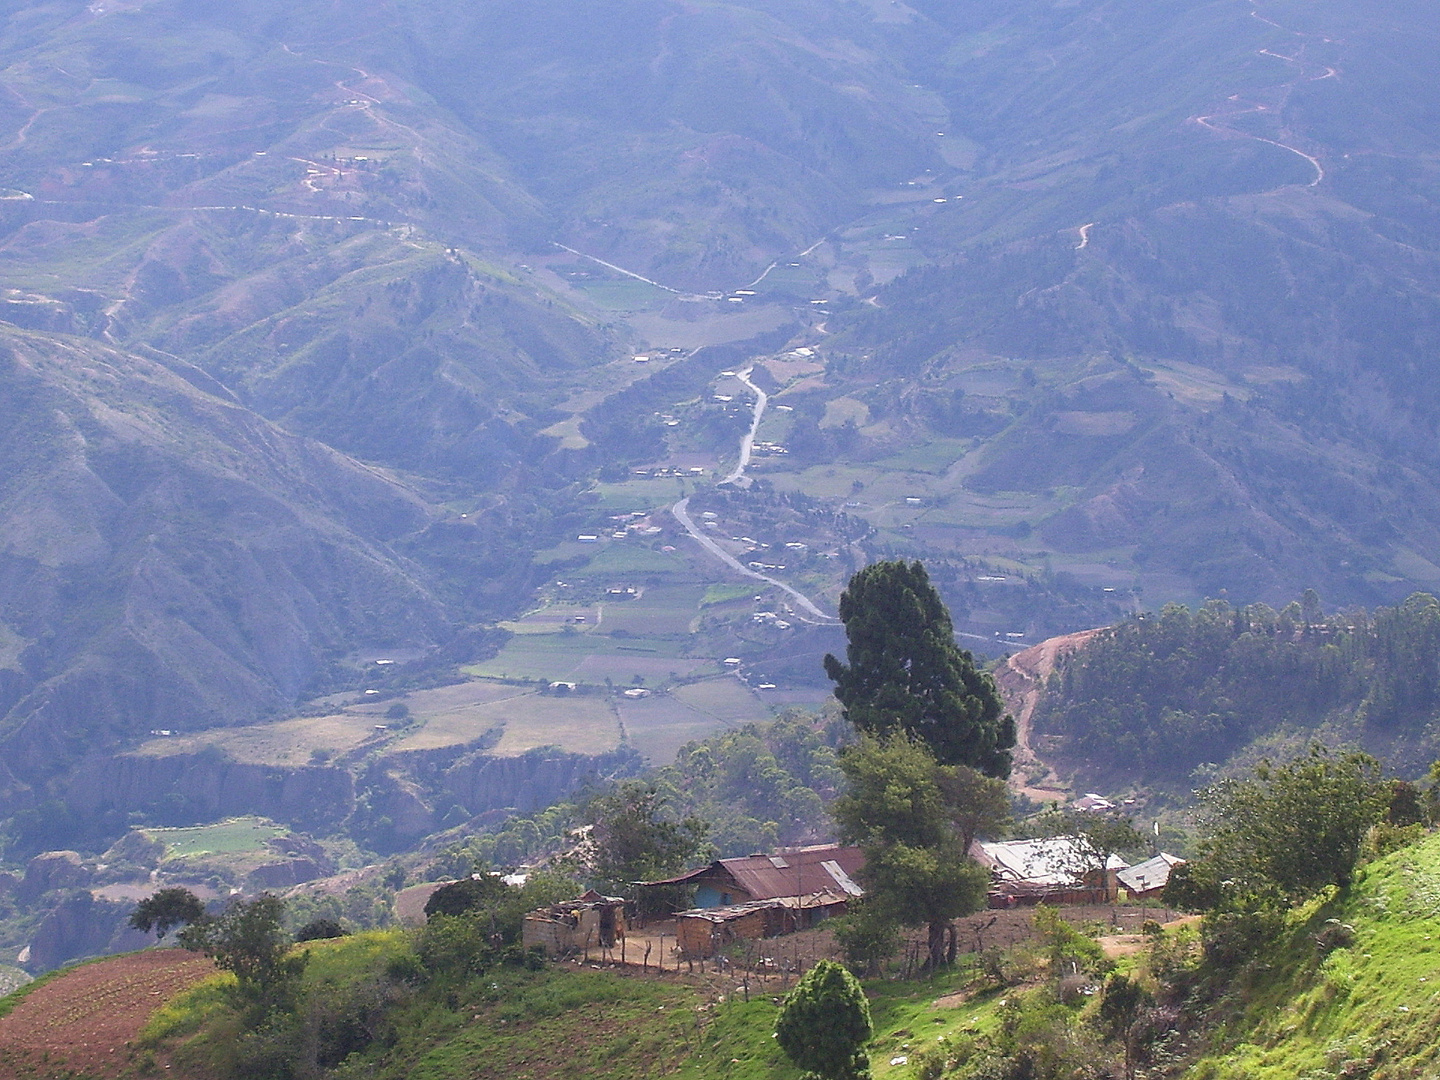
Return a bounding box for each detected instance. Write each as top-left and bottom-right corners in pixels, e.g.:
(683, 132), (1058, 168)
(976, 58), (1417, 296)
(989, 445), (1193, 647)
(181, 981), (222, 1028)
(1167, 745), (1387, 912)
(1098, 974), (1153, 1080)
(179, 894), (307, 1019)
(833, 735), (991, 969)
(128, 887), (208, 941)
(824, 560), (1015, 777)
(775, 959), (873, 1080)
(587, 781), (710, 899)
(937, 764), (1012, 851)
(424, 874), (510, 918)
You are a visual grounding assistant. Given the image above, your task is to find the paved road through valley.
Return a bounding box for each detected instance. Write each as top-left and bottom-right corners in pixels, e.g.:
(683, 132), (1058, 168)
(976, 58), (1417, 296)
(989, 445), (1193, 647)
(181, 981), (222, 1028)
(671, 363), (836, 623)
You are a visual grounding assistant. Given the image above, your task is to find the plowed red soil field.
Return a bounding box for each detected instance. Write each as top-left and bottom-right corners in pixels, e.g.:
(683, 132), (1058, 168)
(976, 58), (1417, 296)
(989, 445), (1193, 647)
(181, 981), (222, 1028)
(0, 949), (215, 1079)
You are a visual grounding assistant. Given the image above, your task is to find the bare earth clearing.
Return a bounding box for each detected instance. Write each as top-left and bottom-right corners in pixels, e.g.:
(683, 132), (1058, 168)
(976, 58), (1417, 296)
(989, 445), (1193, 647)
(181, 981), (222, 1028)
(0, 950), (216, 1079)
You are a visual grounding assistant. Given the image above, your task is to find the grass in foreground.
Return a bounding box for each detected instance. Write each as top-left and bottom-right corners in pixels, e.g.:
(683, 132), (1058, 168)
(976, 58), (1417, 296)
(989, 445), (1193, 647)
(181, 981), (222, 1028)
(1190, 829), (1440, 1080)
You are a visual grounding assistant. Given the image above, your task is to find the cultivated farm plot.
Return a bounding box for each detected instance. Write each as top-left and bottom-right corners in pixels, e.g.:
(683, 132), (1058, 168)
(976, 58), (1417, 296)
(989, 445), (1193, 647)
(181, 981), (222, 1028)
(765, 463), (882, 499)
(465, 633), (709, 684)
(133, 714), (377, 766)
(484, 693), (621, 757)
(615, 692), (735, 765)
(0, 950), (217, 1079)
(598, 585), (707, 635)
(873, 438), (973, 474)
(588, 478), (689, 511)
(672, 677), (769, 725)
(389, 682), (540, 751)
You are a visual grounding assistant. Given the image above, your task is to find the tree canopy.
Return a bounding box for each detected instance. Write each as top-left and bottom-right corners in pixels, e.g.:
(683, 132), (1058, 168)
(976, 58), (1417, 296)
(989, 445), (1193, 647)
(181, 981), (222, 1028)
(178, 894), (307, 1019)
(586, 780), (710, 891)
(824, 560), (1015, 777)
(775, 959), (873, 1080)
(833, 734), (992, 970)
(1164, 744), (1388, 913)
(128, 886), (207, 941)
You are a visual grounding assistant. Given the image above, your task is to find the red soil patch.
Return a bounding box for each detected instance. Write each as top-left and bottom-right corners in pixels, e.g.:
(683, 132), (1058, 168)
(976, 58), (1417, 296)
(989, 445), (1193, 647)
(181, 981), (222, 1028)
(0, 950), (216, 1079)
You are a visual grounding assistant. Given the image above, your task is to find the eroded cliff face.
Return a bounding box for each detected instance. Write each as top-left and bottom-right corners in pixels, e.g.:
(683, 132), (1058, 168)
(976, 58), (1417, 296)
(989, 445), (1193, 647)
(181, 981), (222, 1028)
(63, 742), (642, 849)
(65, 754), (357, 832)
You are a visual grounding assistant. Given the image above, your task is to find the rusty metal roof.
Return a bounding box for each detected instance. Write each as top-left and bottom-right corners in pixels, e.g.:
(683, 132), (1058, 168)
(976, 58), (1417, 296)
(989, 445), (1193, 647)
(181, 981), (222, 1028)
(647, 844), (865, 901)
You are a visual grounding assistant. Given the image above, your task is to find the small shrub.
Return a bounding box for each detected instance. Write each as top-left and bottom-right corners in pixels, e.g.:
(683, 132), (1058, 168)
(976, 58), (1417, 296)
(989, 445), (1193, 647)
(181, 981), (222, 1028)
(295, 918), (347, 943)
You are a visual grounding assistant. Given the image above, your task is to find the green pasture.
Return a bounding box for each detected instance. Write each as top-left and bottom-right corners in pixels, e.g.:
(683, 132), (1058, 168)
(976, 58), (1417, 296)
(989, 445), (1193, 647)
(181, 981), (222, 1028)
(143, 817), (286, 860)
(589, 479), (690, 510)
(597, 585), (707, 635)
(673, 676), (769, 724)
(580, 543), (694, 576)
(874, 438), (973, 475)
(574, 278), (676, 311)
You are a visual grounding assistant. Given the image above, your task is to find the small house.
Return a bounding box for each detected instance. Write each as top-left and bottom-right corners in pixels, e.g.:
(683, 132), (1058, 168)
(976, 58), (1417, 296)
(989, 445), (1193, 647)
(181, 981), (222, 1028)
(643, 844), (864, 910)
(674, 890), (852, 957)
(970, 837), (1130, 906)
(522, 890), (628, 955)
(1116, 853), (1184, 900)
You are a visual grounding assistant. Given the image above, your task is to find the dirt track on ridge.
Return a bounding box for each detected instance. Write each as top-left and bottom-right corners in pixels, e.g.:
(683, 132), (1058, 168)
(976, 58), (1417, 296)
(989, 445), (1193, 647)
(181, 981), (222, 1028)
(0, 950), (216, 1079)
(994, 628), (1106, 803)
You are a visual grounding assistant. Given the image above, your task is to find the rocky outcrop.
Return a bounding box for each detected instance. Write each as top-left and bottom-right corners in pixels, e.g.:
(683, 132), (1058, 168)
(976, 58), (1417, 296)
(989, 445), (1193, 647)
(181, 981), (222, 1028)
(247, 859), (326, 890)
(26, 891), (150, 973)
(18, 851), (90, 903)
(441, 745), (642, 816)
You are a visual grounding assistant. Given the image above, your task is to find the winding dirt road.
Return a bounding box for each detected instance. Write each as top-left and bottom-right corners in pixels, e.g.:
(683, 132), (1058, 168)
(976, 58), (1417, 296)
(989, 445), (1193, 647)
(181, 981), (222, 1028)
(994, 627), (1106, 802)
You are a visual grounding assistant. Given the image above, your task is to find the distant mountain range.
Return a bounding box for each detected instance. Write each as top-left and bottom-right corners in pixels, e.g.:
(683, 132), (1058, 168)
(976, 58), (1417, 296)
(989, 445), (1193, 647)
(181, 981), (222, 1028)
(1, 0), (1439, 815)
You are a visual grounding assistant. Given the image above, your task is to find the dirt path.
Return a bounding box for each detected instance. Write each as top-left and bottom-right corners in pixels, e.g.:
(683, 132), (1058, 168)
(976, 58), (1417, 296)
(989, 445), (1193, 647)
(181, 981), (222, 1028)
(994, 628), (1106, 803)
(0, 950), (216, 1079)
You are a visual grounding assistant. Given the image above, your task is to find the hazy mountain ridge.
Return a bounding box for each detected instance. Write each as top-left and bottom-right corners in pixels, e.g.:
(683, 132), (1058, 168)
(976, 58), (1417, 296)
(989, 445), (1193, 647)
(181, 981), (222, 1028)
(0, 0), (1438, 832)
(0, 326), (452, 810)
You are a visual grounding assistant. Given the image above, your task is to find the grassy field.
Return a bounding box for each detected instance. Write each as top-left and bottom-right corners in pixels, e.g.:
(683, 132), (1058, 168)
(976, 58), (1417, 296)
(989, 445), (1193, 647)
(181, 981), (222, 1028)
(589, 479), (691, 510)
(138, 927), (1010, 1080)
(598, 585), (708, 636)
(1189, 830), (1440, 1080)
(390, 683), (540, 752)
(673, 677), (769, 724)
(143, 817), (286, 859)
(873, 438), (973, 475)
(615, 691), (735, 764)
(484, 693), (621, 757)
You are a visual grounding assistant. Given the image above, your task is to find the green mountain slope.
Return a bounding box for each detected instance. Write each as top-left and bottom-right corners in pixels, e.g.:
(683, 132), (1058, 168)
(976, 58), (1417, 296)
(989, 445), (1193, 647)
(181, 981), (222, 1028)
(1188, 829), (1440, 1078)
(0, 326), (449, 810)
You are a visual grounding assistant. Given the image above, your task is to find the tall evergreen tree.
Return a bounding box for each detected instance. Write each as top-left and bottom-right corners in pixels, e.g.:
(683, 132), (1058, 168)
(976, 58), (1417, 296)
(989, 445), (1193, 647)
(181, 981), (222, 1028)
(824, 560), (1016, 777)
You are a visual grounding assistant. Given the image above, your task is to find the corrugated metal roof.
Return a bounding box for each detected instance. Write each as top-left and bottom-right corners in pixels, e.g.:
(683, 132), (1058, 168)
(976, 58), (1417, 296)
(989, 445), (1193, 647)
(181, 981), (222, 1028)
(717, 845), (865, 901)
(974, 837), (1128, 887)
(645, 845), (865, 901)
(675, 889), (851, 923)
(1116, 853), (1183, 894)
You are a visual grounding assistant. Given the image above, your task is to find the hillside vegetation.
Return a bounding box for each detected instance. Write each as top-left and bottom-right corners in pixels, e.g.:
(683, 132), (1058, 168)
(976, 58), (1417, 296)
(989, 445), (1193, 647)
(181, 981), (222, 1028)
(1034, 592), (1440, 789)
